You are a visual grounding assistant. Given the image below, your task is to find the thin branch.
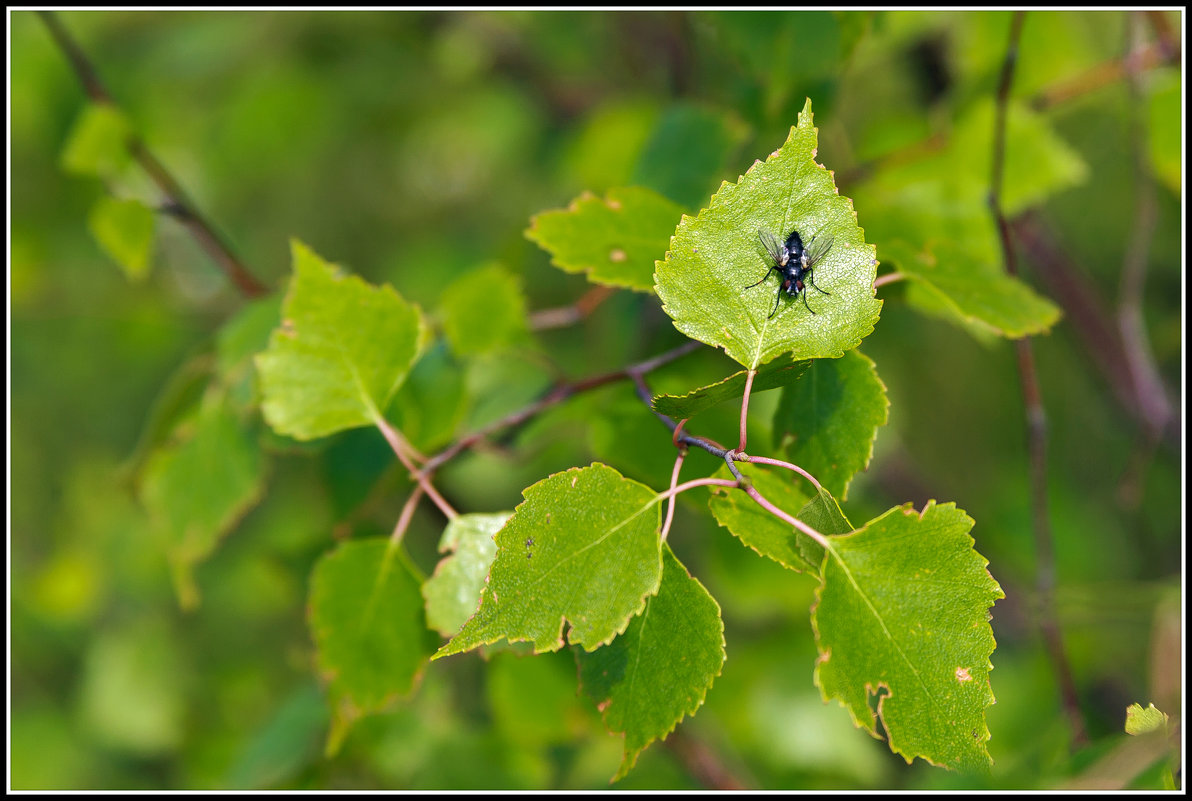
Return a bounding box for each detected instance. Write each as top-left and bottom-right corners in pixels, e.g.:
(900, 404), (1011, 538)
(660, 451), (686, 543)
(872, 271), (905, 290)
(527, 285), (616, 330)
(374, 415), (458, 520)
(38, 11), (269, 299)
(390, 485), (425, 545)
(1118, 12), (1175, 446)
(739, 454), (823, 494)
(989, 10), (1088, 749)
(418, 339), (702, 479)
(735, 369), (756, 453)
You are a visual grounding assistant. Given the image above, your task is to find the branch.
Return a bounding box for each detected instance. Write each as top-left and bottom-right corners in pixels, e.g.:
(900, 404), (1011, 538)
(38, 11), (269, 299)
(527, 285), (616, 330)
(989, 10), (1088, 749)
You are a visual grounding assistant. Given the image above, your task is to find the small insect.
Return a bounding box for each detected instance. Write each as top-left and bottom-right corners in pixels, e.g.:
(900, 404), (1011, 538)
(746, 228), (834, 317)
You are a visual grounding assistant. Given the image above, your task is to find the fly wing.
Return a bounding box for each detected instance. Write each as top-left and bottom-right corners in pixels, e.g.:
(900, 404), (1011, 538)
(758, 229), (787, 266)
(802, 233), (835, 270)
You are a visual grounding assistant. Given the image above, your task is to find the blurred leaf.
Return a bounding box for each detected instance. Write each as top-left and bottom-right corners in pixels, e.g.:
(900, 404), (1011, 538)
(139, 396), (267, 609)
(487, 650), (590, 749)
(886, 240), (1062, 338)
(439, 263), (529, 356)
(577, 544), (725, 781)
(215, 294), (282, 400)
(60, 102), (131, 180)
(708, 461), (827, 573)
(526, 186), (684, 293)
(953, 99), (1089, 217)
(256, 240), (428, 440)
(308, 538), (437, 755)
(773, 349), (888, 500)
(1124, 703), (1168, 736)
(1146, 70), (1181, 195)
(632, 103), (748, 208)
(560, 100), (659, 192)
(813, 501), (1004, 772)
(386, 341), (468, 454)
(423, 512), (511, 637)
(436, 463), (663, 656)
(78, 619), (186, 756)
(226, 683), (328, 789)
(86, 196), (155, 281)
(652, 352), (810, 419)
(655, 99), (882, 369)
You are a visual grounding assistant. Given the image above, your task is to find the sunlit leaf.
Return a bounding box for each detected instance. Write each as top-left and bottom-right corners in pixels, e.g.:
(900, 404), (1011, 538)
(60, 103), (131, 180)
(308, 538), (437, 755)
(655, 99), (882, 369)
(256, 240), (428, 440)
(1125, 702), (1169, 736)
(422, 512), (511, 637)
(813, 501), (1004, 772)
(774, 349), (888, 500)
(87, 196), (155, 281)
(526, 186), (685, 292)
(577, 544), (725, 781)
(435, 463), (663, 656)
(652, 352), (810, 419)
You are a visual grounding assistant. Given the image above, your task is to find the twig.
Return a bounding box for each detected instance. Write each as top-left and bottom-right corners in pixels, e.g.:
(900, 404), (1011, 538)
(38, 11), (269, 299)
(374, 415), (457, 520)
(659, 451), (686, 543)
(417, 339), (702, 480)
(872, 271), (905, 290)
(390, 485), (425, 545)
(735, 369), (756, 453)
(1118, 12), (1175, 446)
(528, 285), (616, 330)
(989, 10), (1088, 749)
(739, 454), (823, 494)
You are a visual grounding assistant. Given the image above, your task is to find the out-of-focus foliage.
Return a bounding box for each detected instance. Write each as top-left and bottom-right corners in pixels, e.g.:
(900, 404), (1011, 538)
(10, 9), (1182, 791)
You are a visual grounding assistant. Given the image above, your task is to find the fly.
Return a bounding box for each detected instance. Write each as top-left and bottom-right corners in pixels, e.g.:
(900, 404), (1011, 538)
(746, 228), (834, 317)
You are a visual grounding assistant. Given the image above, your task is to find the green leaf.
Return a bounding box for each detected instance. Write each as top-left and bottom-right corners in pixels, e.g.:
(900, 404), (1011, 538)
(887, 240), (1062, 339)
(526, 186), (685, 292)
(953, 99), (1089, 218)
(577, 544), (725, 781)
(422, 512), (511, 637)
(386, 341), (468, 454)
(435, 463), (664, 656)
(139, 396), (267, 610)
(256, 240), (428, 440)
(1125, 702), (1169, 736)
(439, 263), (529, 356)
(60, 103), (132, 179)
(708, 461), (842, 573)
(773, 349), (888, 501)
(813, 501), (1004, 772)
(652, 352), (810, 419)
(87, 196), (156, 281)
(631, 103), (749, 209)
(308, 538), (437, 755)
(215, 293), (284, 412)
(655, 99), (882, 369)
(1146, 70), (1181, 196)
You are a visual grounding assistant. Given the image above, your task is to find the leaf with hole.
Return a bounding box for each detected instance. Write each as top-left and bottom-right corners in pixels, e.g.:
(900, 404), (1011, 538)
(813, 501), (1004, 772)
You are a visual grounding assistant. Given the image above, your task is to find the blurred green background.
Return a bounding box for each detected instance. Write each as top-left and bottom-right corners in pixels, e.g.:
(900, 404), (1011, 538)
(9, 10), (1182, 790)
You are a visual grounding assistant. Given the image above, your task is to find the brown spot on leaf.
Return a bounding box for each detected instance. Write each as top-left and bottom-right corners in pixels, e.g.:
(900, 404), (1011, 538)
(609, 249), (627, 263)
